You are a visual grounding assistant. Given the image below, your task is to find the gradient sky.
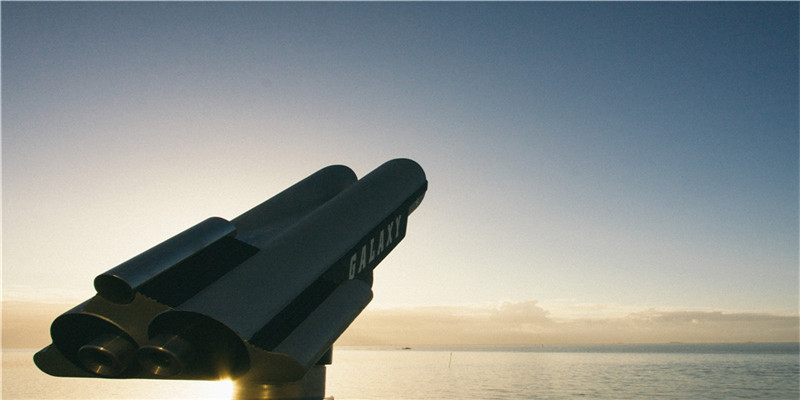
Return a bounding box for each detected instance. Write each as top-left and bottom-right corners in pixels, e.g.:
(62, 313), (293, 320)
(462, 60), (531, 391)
(3, 2), (798, 327)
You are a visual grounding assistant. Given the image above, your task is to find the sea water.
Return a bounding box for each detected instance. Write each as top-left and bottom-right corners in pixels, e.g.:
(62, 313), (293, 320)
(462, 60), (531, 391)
(4, 343), (798, 399)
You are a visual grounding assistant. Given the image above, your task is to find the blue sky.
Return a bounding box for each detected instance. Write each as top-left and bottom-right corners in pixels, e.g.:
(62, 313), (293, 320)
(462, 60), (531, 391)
(3, 2), (798, 324)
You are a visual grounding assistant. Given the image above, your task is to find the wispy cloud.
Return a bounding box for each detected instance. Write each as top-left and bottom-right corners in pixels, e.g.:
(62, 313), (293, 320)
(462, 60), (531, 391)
(2, 284), (91, 304)
(4, 299), (797, 349)
(2, 301), (73, 349)
(338, 301), (800, 345)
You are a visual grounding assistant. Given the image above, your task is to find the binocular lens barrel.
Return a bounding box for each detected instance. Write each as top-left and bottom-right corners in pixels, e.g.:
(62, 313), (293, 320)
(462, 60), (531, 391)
(77, 333), (137, 377)
(137, 334), (197, 377)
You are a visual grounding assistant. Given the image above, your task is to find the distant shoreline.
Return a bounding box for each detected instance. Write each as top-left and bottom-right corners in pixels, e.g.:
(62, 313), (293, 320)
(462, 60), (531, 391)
(334, 342), (800, 353)
(7, 343), (799, 356)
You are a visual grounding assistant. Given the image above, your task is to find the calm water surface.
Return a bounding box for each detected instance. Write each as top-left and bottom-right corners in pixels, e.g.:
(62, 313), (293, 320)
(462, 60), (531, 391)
(4, 344), (798, 399)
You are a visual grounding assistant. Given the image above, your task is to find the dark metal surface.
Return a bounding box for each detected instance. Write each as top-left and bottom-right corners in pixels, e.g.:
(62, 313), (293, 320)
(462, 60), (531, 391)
(94, 217), (237, 304)
(181, 159), (425, 339)
(232, 165), (358, 248)
(34, 159), (427, 399)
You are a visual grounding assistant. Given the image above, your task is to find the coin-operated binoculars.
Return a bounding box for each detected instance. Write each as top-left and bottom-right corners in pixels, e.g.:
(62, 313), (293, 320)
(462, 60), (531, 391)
(34, 159), (427, 399)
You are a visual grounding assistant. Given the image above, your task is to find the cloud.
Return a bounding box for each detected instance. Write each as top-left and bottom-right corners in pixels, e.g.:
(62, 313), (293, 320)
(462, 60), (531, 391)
(490, 301), (551, 324)
(2, 284), (90, 304)
(3, 299), (797, 349)
(2, 301), (71, 349)
(337, 301), (800, 346)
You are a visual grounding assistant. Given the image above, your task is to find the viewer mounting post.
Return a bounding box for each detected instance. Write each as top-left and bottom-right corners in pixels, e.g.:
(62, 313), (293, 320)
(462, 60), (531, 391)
(34, 159), (428, 400)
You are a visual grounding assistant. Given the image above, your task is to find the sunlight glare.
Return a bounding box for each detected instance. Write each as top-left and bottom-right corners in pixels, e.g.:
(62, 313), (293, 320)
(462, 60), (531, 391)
(197, 379), (234, 399)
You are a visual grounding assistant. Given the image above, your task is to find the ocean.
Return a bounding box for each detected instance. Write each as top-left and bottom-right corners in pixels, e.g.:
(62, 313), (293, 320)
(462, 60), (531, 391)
(4, 343), (798, 399)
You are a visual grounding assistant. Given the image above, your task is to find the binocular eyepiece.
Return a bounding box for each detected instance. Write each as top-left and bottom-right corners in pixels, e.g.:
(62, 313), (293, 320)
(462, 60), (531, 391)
(34, 159), (427, 393)
(137, 334), (197, 377)
(77, 333), (137, 377)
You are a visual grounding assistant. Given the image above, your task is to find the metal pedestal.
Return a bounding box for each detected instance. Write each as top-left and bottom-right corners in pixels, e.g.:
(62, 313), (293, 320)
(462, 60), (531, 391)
(232, 365), (329, 400)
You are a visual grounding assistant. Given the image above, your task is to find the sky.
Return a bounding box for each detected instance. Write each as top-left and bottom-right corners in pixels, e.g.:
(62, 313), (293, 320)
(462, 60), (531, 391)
(2, 2), (798, 345)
